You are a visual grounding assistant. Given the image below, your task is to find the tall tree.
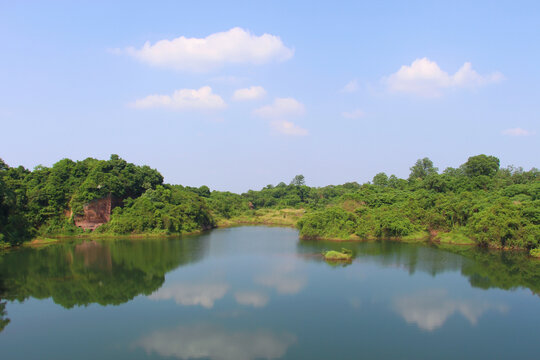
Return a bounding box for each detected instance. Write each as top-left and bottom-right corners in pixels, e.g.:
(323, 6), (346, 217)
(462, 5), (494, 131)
(408, 158), (438, 181)
(372, 172), (389, 186)
(290, 175), (306, 186)
(462, 154), (500, 177)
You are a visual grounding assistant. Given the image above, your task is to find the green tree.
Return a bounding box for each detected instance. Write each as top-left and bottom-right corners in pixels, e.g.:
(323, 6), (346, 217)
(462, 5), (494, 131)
(290, 174), (306, 186)
(0, 158), (8, 171)
(409, 158), (438, 181)
(462, 154), (500, 177)
(372, 172), (389, 187)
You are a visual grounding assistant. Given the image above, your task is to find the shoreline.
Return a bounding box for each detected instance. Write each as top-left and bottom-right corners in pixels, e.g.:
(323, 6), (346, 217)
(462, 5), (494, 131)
(3, 221), (539, 259)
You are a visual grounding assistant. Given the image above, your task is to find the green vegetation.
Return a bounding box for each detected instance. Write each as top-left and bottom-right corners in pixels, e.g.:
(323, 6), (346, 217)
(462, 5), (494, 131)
(434, 228), (476, 245)
(1, 154), (538, 254)
(323, 248), (353, 261)
(0, 238), (203, 308)
(217, 208), (304, 228)
(299, 239), (540, 295)
(96, 185), (214, 235)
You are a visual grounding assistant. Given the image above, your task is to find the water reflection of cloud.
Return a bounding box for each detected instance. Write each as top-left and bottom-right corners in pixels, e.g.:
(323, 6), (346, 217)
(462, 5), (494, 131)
(235, 291), (269, 308)
(149, 283), (229, 308)
(255, 262), (306, 295)
(393, 289), (508, 331)
(136, 324), (296, 360)
(348, 297), (362, 309)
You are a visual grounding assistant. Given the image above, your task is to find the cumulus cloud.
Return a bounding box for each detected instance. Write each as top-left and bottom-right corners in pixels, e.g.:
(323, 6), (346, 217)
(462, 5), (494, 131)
(148, 282), (229, 308)
(501, 128), (534, 136)
(120, 27), (294, 72)
(341, 79), (359, 93)
(254, 98), (307, 136)
(136, 324), (296, 360)
(384, 58), (503, 97)
(393, 289), (507, 331)
(234, 291), (269, 308)
(342, 109), (365, 119)
(130, 86), (226, 111)
(255, 262), (307, 294)
(233, 86), (267, 101)
(270, 120), (308, 136)
(253, 98), (305, 118)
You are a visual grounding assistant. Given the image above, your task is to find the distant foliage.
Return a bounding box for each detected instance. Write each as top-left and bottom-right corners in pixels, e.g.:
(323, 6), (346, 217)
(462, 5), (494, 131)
(1, 154), (538, 251)
(298, 207), (358, 239)
(97, 185), (214, 234)
(409, 157), (438, 181)
(0, 155), (163, 242)
(294, 155), (538, 249)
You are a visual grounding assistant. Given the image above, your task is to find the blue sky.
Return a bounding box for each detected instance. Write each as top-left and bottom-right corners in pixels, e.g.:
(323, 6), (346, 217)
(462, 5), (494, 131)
(1, 0), (538, 192)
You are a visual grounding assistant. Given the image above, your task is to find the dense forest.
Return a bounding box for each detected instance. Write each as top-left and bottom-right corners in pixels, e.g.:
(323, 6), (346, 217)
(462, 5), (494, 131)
(0, 154), (538, 254)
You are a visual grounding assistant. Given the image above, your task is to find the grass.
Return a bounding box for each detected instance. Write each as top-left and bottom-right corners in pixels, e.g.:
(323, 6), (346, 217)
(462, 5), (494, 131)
(530, 248), (540, 258)
(23, 237), (60, 247)
(217, 208), (305, 228)
(435, 229), (476, 245)
(323, 248), (353, 261)
(400, 230), (431, 243)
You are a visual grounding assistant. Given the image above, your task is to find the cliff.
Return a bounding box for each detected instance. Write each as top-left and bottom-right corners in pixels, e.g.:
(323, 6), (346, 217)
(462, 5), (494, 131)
(74, 194), (122, 230)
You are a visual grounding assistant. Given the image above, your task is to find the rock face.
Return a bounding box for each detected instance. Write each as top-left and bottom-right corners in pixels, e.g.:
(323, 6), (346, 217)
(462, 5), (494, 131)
(74, 194), (122, 230)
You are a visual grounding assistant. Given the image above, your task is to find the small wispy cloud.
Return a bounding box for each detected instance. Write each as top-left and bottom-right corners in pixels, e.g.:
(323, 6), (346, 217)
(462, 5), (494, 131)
(253, 97), (305, 118)
(341, 79), (359, 93)
(270, 120), (308, 136)
(384, 58), (503, 97)
(342, 109), (365, 119)
(501, 128), (534, 136)
(233, 86), (267, 101)
(254, 98), (308, 136)
(130, 86), (226, 111)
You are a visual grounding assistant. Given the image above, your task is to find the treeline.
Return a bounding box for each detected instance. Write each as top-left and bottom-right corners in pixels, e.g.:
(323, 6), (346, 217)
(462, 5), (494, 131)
(0, 155), (163, 243)
(0, 154), (538, 253)
(296, 155), (539, 252)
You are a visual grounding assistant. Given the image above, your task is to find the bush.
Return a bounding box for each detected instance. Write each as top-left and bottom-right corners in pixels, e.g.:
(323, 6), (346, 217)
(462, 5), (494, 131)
(298, 207), (358, 239)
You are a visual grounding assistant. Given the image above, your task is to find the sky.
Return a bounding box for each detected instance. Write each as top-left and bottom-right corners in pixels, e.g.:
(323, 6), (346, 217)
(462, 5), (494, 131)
(1, 0), (538, 192)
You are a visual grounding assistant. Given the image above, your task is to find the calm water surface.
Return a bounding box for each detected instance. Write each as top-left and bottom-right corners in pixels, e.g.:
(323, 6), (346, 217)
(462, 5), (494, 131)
(1, 226), (539, 359)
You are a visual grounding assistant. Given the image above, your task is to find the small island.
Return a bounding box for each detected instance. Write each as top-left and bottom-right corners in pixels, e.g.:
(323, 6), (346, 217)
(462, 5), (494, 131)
(322, 248), (353, 261)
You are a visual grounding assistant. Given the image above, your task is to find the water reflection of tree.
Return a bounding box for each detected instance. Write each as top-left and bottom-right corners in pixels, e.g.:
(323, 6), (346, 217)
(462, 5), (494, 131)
(454, 247), (540, 295)
(0, 237), (208, 309)
(0, 276), (10, 333)
(297, 240), (540, 294)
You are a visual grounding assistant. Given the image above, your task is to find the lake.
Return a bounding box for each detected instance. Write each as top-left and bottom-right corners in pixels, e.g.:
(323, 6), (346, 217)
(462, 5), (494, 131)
(1, 226), (539, 359)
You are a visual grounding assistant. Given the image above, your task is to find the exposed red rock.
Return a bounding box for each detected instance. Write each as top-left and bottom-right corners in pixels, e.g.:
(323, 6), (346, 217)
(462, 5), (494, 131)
(74, 194), (122, 230)
(74, 241), (112, 271)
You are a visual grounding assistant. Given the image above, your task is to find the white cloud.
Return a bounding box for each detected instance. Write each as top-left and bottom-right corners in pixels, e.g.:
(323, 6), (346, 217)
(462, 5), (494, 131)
(148, 282), (229, 308)
(255, 262), (307, 294)
(270, 120), (308, 136)
(120, 27), (294, 72)
(234, 291), (269, 308)
(393, 289), (507, 331)
(253, 98), (305, 118)
(254, 98), (307, 136)
(233, 86), (267, 101)
(130, 86), (226, 111)
(341, 79), (358, 93)
(384, 58), (503, 97)
(501, 128), (534, 136)
(342, 109), (365, 119)
(136, 324), (296, 360)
